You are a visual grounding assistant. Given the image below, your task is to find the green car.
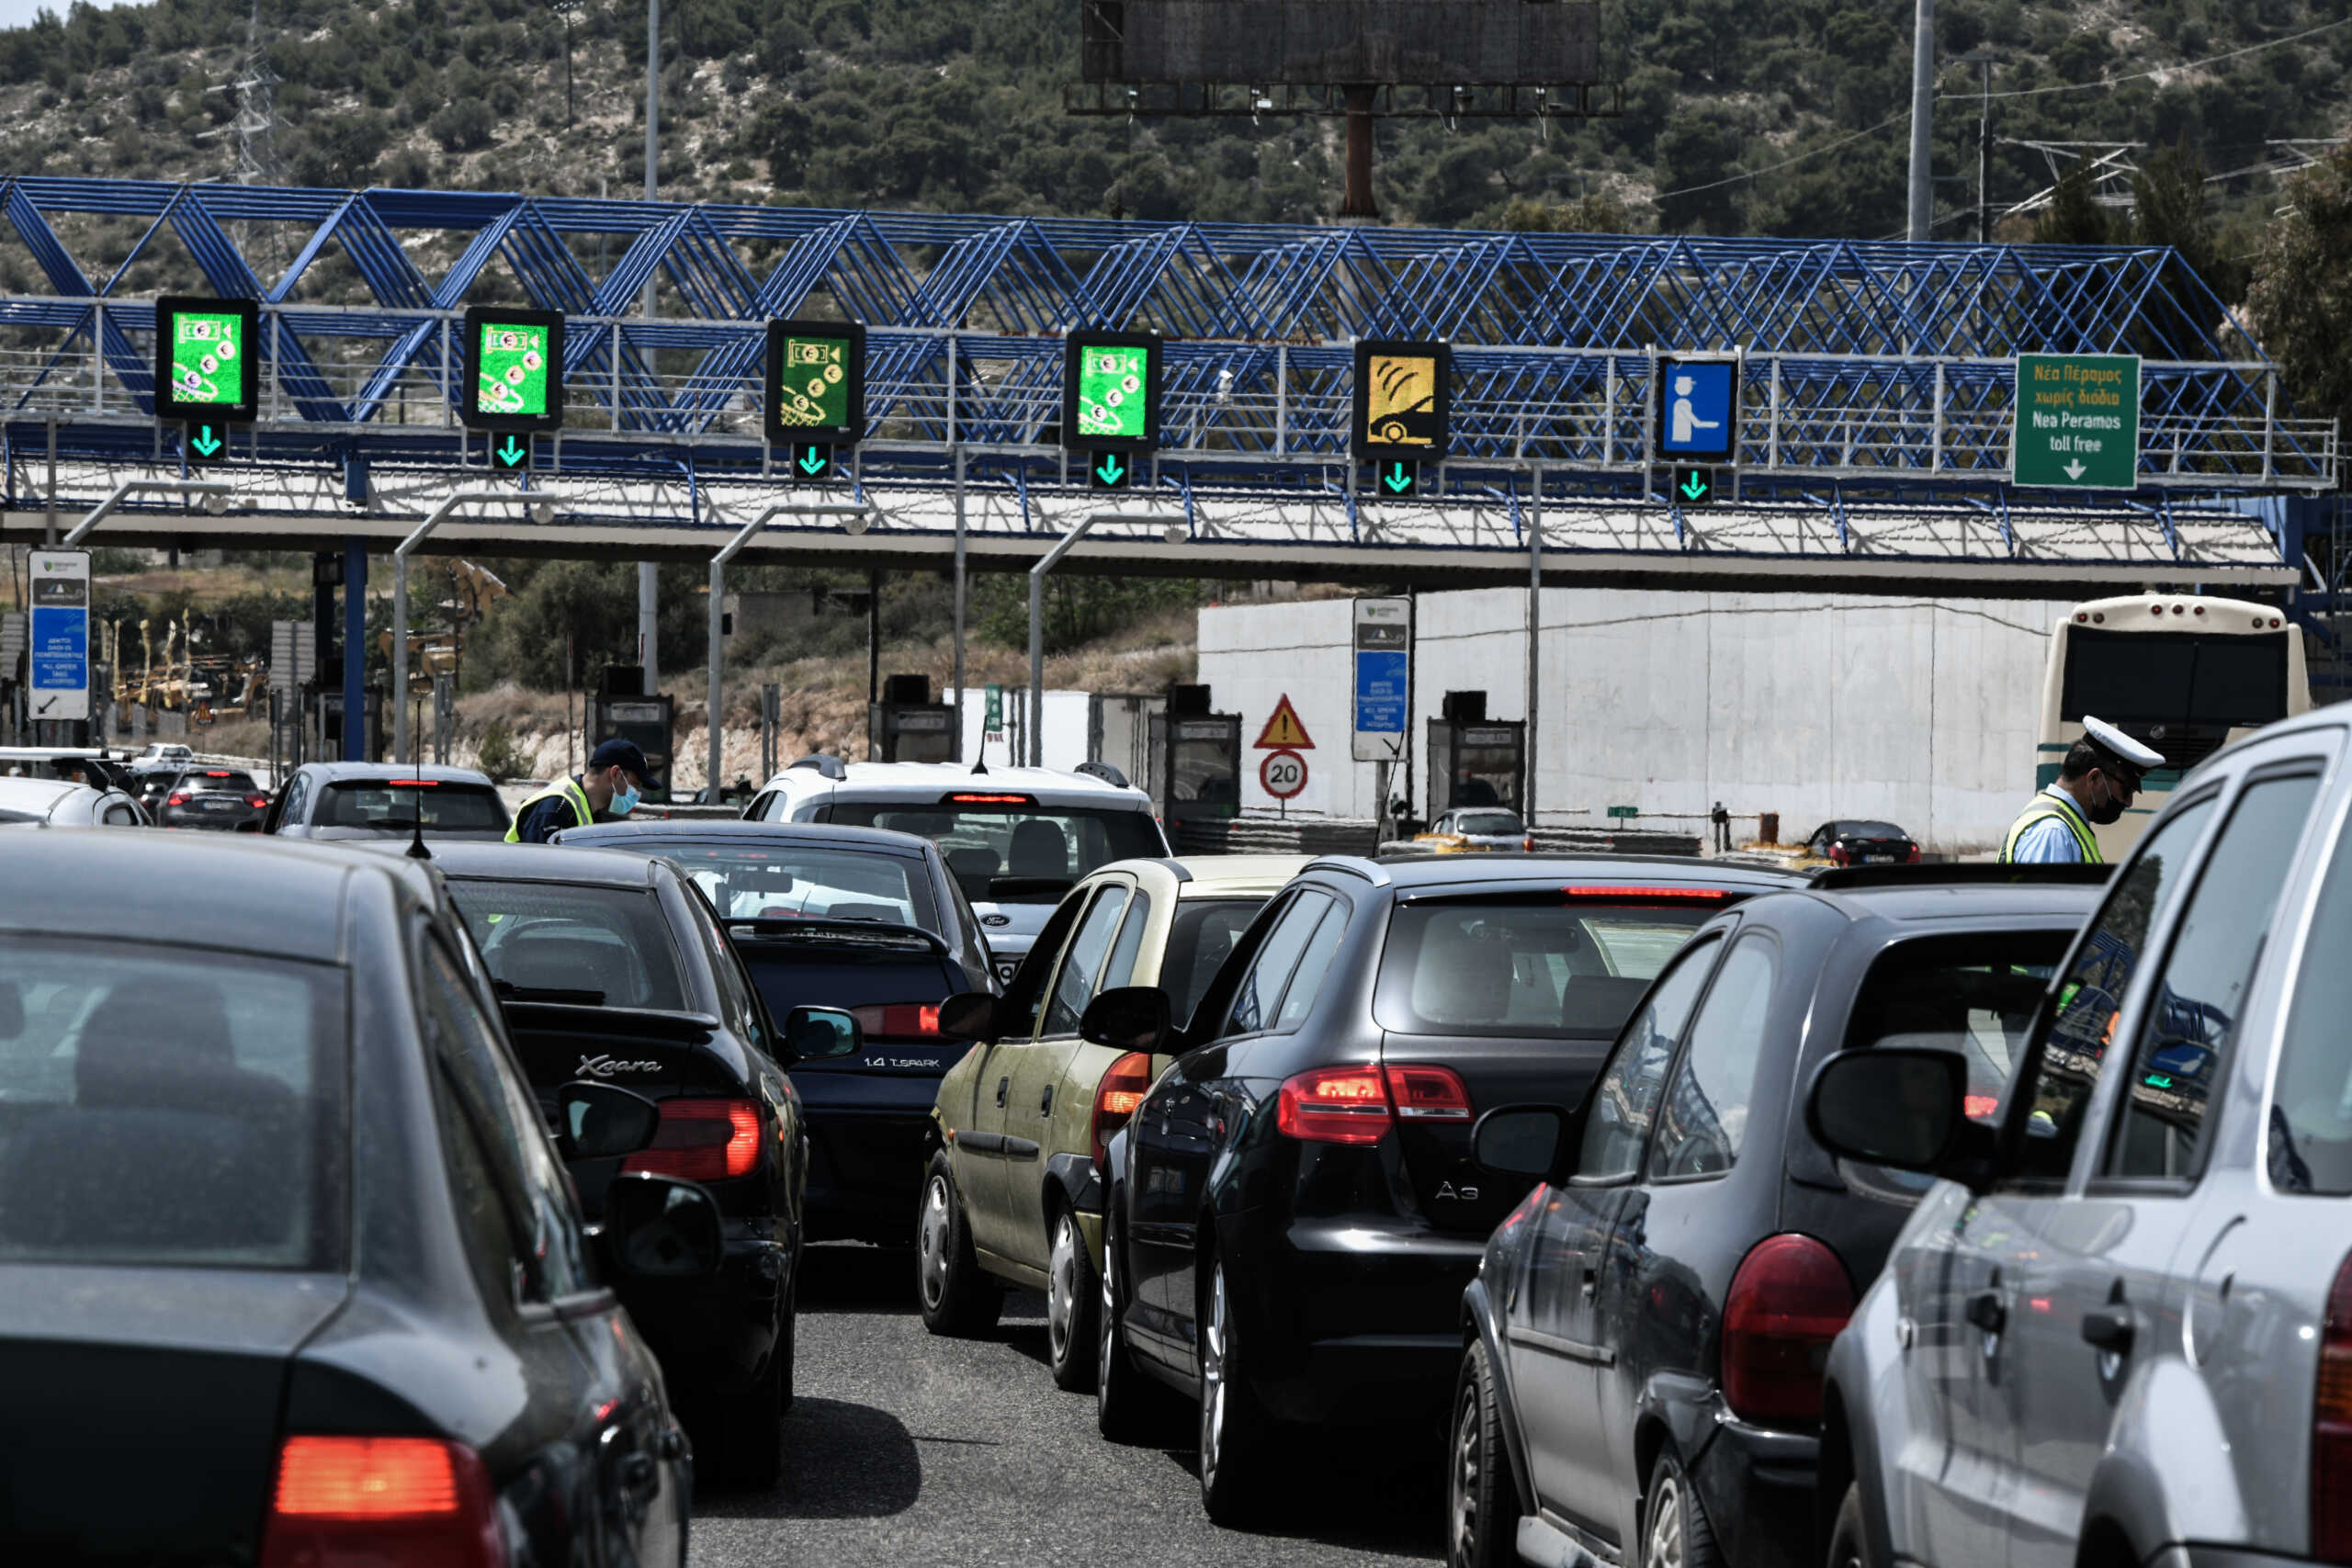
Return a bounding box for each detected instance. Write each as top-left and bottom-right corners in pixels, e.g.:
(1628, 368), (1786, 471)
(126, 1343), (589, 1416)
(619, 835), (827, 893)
(918, 855), (1306, 1387)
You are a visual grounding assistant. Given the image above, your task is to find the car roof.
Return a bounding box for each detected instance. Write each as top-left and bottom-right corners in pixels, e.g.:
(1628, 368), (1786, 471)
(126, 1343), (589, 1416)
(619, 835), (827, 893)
(560, 818), (936, 858)
(1095, 854), (1311, 897)
(389, 840), (666, 888)
(0, 834), (365, 961)
(303, 761), (498, 786)
(765, 760), (1153, 806)
(2186, 705), (2350, 780)
(1792, 881), (2103, 924)
(0, 775), (81, 805)
(1335, 852), (1807, 894)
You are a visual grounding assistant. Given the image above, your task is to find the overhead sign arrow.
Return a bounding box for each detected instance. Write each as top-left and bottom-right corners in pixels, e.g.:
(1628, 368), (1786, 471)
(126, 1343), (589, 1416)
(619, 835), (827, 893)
(188, 423), (222, 458)
(2064, 458), (2086, 480)
(1679, 470), (1709, 501)
(1383, 461), (1413, 494)
(495, 434), (526, 469)
(1095, 453), (1125, 485)
(799, 447), (828, 475)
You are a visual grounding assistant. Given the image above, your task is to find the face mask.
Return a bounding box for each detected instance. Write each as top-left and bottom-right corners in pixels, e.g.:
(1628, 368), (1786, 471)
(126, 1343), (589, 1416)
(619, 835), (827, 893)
(2085, 774), (2130, 826)
(612, 782), (641, 816)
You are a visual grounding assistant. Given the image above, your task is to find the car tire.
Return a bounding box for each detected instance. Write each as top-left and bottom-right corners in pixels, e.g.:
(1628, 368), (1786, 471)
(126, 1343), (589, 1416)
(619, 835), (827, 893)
(1446, 1338), (1520, 1568)
(1097, 1206), (1178, 1443)
(1046, 1206), (1100, 1393)
(1198, 1252), (1280, 1526)
(915, 1153), (1001, 1337)
(707, 1340), (786, 1490)
(1642, 1448), (1723, 1568)
(775, 1280), (797, 1419)
(1825, 1481), (1874, 1568)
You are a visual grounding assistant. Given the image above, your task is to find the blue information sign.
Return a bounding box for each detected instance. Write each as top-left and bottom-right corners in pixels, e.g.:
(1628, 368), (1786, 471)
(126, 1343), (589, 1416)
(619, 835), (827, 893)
(1351, 597), (1412, 761)
(28, 548), (90, 721)
(1656, 356), (1738, 462)
(1356, 651), (1408, 734)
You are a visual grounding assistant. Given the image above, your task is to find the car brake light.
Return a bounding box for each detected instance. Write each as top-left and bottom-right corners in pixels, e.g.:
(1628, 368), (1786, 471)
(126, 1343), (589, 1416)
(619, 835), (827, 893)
(387, 780), (439, 787)
(1387, 1064), (1473, 1121)
(1092, 1050), (1153, 1171)
(1905, 844), (1922, 863)
(1559, 885), (1731, 900)
(260, 1435), (503, 1568)
(1962, 1094), (2000, 1120)
(166, 793), (190, 806)
(247, 795), (270, 808)
(2314, 1251), (2352, 1559)
(622, 1098), (762, 1181)
(1276, 1064), (1472, 1145)
(1522, 837), (1535, 852)
(851, 1002), (945, 1039)
(1828, 843), (1849, 864)
(1722, 1233), (1854, 1424)
(946, 793), (1034, 805)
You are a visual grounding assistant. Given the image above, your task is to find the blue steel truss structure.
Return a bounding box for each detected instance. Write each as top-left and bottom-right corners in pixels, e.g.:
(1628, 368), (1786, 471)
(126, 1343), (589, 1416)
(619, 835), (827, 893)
(0, 176), (2332, 516)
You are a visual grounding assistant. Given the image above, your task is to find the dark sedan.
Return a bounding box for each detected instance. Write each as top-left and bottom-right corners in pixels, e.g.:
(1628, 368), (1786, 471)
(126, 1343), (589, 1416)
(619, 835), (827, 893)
(415, 840), (850, 1486)
(0, 832), (715, 1566)
(1096, 853), (1803, 1522)
(558, 820), (999, 1247)
(1799, 818), (1921, 867)
(155, 765), (270, 830)
(1448, 864), (2102, 1568)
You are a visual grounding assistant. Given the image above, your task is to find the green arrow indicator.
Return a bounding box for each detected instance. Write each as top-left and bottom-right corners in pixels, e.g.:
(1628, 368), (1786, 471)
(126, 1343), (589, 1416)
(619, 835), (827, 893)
(1383, 461), (1414, 494)
(1679, 470), (1708, 501)
(190, 424), (221, 457)
(1095, 454), (1125, 486)
(496, 435), (526, 468)
(799, 446), (829, 476)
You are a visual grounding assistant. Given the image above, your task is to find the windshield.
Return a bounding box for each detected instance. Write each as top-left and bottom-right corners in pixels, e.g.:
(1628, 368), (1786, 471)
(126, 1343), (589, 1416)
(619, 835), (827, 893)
(447, 879), (687, 1010)
(1455, 812), (1523, 836)
(2063, 628), (2291, 730)
(1374, 897), (1718, 1038)
(821, 800), (1165, 905)
(0, 937), (345, 1270)
(322, 780), (509, 832)
(648, 841), (938, 931)
(1160, 898), (1265, 1028)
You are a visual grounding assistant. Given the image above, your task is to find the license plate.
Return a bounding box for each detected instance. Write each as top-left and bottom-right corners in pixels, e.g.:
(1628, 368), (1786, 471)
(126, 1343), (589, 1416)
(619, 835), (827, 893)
(200, 799), (232, 811)
(1865, 853), (1896, 863)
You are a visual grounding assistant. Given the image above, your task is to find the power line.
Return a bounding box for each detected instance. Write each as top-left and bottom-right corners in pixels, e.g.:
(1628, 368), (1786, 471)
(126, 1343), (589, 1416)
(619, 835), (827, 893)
(1937, 16), (2352, 103)
(1652, 113), (1907, 200)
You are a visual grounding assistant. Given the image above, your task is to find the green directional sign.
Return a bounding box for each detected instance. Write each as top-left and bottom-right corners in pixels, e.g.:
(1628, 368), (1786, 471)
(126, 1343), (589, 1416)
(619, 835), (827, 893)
(1061, 332), (1160, 455)
(2013, 353), (2140, 491)
(184, 421), (229, 464)
(153, 296), (260, 423)
(764, 319), (865, 446)
(1374, 459), (1419, 498)
(460, 306), (565, 432)
(488, 432), (532, 471)
(1670, 465), (1715, 506)
(1088, 449), (1133, 491)
(791, 441), (838, 483)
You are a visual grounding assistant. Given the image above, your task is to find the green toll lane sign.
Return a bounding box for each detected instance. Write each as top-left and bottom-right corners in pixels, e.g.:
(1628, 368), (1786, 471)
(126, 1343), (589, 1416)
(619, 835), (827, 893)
(2013, 353), (2140, 491)
(185, 421), (229, 464)
(460, 306), (565, 432)
(1373, 459), (1419, 497)
(764, 319), (865, 446)
(1088, 449), (1134, 490)
(1062, 332), (1160, 454)
(153, 297), (260, 423)
(488, 432), (534, 471)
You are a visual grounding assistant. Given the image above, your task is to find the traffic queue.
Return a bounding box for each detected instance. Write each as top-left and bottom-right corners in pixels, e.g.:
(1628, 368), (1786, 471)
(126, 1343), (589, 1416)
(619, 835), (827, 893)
(3, 706), (2351, 1568)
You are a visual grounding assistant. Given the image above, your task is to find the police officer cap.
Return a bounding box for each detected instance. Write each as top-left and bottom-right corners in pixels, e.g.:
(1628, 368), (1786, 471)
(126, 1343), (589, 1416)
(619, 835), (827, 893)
(2081, 716), (2165, 777)
(589, 738), (650, 779)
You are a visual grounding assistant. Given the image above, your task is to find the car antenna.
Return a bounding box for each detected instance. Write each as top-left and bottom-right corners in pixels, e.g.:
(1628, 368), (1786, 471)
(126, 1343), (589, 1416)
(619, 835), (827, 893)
(404, 784), (432, 861)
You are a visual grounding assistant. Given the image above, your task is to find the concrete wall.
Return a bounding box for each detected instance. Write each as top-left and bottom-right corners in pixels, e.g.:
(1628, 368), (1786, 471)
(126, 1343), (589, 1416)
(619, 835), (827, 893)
(1197, 591), (2070, 852)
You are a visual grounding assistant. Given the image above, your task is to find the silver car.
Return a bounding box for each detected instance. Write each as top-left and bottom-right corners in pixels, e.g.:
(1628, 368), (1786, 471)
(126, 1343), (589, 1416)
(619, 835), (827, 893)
(1809, 703), (2352, 1568)
(265, 761), (512, 841)
(0, 775), (148, 828)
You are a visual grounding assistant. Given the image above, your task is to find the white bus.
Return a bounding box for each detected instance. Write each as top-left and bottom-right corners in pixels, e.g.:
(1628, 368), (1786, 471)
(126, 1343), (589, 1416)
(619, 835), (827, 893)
(2038, 592), (2311, 859)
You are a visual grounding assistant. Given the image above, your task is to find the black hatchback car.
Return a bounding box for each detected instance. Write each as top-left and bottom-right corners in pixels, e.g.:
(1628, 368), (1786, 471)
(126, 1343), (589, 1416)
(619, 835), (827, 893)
(420, 840), (854, 1486)
(1446, 865), (2104, 1568)
(559, 820), (999, 1247)
(156, 764), (271, 830)
(1096, 853), (1801, 1522)
(0, 832), (718, 1565)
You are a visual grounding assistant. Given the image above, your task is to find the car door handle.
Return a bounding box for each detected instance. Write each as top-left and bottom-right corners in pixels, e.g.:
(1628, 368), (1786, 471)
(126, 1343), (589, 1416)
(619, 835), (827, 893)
(2082, 1307), (2134, 1354)
(1965, 1291), (2007, 1337)
(995, 1077), (1008, 1108)
(1038, 1084), (1054, 1115)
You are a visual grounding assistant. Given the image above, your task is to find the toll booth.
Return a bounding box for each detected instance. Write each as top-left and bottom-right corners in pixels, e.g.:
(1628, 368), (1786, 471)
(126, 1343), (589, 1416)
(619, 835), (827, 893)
(590, 665), (675, 796)
(868, 672), (957, 762)
(1426, 690), (1525, 818)
(319, 690), (386, 763)
(1150, 683), (1241, 827)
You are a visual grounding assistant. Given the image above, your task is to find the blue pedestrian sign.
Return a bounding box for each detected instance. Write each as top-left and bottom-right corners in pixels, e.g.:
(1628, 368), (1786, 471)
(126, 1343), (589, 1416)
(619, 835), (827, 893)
(1656, 355), (1739, 463)
(28, 549), (90, 722)
(1351, 597), (1411, 761)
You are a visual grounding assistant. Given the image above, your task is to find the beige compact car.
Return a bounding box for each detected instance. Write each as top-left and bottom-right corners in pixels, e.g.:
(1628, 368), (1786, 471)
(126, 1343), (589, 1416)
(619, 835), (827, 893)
(918, 855), (1306, 1388)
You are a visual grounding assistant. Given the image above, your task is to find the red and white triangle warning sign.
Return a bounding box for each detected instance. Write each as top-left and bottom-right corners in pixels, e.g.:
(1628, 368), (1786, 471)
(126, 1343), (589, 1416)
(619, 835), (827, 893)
(1253, 694), (1314, 750)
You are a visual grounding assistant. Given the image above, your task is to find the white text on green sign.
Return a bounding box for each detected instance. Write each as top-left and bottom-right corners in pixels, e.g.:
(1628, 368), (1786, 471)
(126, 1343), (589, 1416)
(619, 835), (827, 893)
(2014, 354), (2140, 490)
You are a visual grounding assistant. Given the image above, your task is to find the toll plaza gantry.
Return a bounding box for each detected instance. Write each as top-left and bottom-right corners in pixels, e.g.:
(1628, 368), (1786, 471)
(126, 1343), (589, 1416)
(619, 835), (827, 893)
(0, 178), (2337, 765)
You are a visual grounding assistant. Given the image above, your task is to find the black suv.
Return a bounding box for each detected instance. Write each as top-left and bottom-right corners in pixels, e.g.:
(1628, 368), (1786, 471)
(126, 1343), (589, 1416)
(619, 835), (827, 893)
(1095, 853), (1800, 1523)
(1447, 865), (2104, 1568)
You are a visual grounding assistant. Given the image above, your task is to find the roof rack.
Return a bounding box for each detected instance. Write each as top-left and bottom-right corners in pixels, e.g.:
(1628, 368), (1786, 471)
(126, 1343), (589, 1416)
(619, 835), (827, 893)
(788, 754), (848, 782)
(1074, 760), (1130, 790)
(1807, 863), (2112, 891)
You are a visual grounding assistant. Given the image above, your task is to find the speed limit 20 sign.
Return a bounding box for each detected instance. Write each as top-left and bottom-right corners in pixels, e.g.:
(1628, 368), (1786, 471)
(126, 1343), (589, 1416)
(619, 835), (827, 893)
(1260, 749), (1307, 800)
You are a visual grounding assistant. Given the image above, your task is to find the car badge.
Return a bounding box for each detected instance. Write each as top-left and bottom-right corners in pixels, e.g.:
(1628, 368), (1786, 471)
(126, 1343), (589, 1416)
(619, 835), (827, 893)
(577, 1053), (662, 1077)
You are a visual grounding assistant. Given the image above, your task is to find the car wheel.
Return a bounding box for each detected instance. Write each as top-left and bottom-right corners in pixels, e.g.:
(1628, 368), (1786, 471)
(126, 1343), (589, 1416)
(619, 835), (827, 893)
(1447, 1338), (1520, 1568)
(1198, 1253), (1278, 1525)
(1826, 1481), (1874, 1568)
(1642, 1449), (1723, 1568)
(1097, 1206), (1177, 1443)
(915, 1153), (1001, 1337)
(1046, 1206), (1100, 1393)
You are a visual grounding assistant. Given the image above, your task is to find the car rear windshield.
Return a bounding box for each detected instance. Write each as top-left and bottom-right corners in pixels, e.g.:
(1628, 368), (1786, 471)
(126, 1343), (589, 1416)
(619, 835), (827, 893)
(1843, 931), (2069, 1106)
(0, 937), (345, 1270)
(1456, 813), (1523, 836)
(820, 801), (1164, 905)
(1161, 898), (1264, 1028)
(1836, 821), (1908, 840)
(447, 879), (688, 1010)
(322, 780), (509, 831)
(179, 770), (258, 794)
(1374, 896), (1719, 1038)
(650, 841), (939, 932)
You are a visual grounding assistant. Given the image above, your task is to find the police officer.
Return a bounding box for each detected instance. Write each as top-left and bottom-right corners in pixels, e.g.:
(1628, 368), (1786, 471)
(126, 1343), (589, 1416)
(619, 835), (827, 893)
(1999, 716), (2165, 864)
(506, 738), (650, 844)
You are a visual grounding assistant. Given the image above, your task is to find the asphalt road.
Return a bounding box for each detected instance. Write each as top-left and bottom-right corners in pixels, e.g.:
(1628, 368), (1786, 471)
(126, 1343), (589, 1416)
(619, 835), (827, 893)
(691, 1244), (1448, 1568)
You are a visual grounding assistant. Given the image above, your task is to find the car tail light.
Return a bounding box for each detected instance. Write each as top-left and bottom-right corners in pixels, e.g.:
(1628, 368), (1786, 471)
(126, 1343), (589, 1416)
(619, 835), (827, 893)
(260, 1435), (503, 1568)
(1905, 844), (1922, 863)
(1092, 1050), (1153, 1171)
(2313, 1251), (2352, 1559)
(1721, 1233), (1854, 1424)
(1962, 1094), (2000, 1120)
(1559, 885), (1731, 901)
(1522, 836), (1535, 852)
(1828, 843), (1849, 865)
(623, 1098), (762, 1181)
(247, 795), (270, 808)
(946, 793), (1034, 805)
(852, 1002), (944, 1039)
(1276, 1064), (1473, 1145)
(166, 793), (190, 807)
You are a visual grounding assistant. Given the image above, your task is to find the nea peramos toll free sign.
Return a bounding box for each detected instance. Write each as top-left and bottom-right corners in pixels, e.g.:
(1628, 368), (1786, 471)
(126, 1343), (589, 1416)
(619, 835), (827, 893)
(2013, 353), (2140, 491)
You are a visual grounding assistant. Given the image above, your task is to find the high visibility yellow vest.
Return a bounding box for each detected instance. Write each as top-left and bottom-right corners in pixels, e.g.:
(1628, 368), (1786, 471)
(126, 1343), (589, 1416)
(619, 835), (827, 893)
(1998, 787), (2102, 864)
(504, 776), (594, 842)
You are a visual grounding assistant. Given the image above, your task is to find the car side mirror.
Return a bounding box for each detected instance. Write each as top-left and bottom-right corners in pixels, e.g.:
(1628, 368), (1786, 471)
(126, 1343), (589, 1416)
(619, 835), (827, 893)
(1472, 1104), (1567, 1179)
(558, 1081), (662, 1159)
(936, 990), (997, 1042)
(1079, 987), (1172, 1054)
(782, 1005), (862, 1061)
(600, 1173), (724, 1279)
(1805, 1047), (1980, 1180)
